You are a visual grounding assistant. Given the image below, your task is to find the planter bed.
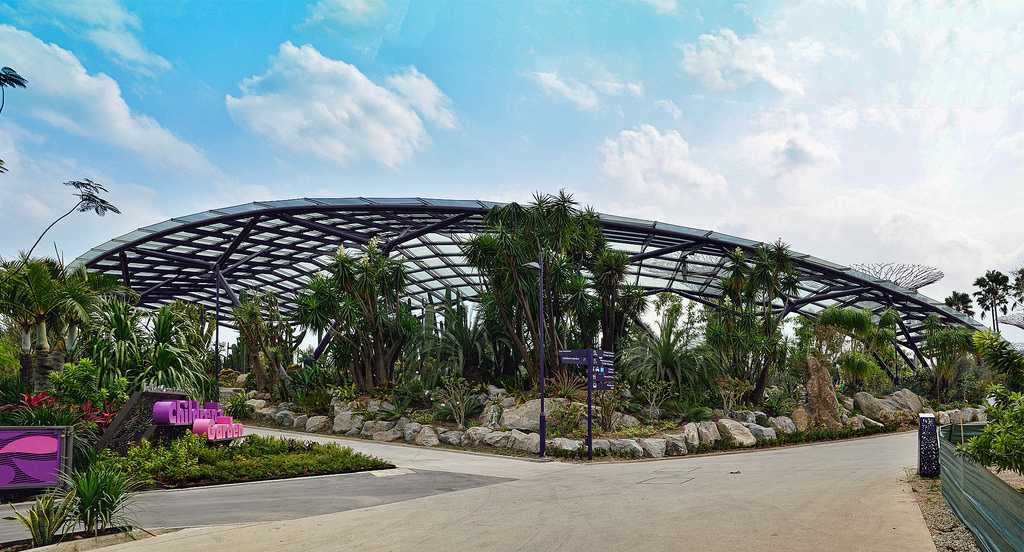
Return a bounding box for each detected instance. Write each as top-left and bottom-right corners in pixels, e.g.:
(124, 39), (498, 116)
(92, 433), (392, 490)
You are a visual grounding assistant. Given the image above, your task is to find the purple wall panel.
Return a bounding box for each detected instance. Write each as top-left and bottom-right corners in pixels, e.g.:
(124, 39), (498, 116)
(0, 427), (66, 490)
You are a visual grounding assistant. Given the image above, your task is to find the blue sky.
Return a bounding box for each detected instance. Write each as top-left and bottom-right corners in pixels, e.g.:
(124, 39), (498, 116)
(2, 0), (1024, 331)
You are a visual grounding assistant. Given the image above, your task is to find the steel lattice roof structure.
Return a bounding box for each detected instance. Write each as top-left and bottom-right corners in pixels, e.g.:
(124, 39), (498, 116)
(72, 197), (982, 362)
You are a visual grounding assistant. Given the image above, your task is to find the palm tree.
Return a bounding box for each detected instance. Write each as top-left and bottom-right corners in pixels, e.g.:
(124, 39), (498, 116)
(944, 291), (975, 318)
(0, 66), (27, 116)
(973, 270), (1010, 332)
(0, 66), (27, 174)
(622, 296), (712, 403)
(0, 180), (120, 288)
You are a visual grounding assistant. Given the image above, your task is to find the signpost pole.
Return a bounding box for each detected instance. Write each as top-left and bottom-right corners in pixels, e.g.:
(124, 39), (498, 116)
(586, 349), (594, 461)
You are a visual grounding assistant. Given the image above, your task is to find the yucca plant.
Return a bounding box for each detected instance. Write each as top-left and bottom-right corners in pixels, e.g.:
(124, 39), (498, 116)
(10, 492), (76, 547)
(61, 464), (138, 535)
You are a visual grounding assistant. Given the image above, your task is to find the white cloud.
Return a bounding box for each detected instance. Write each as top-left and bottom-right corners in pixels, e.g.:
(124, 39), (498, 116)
(635, 0), (677, 14)
(530, 72), (600, 111)
(387, 67), (458, 129)
(681, 29), (805, 95)
(226, 42), (455, 168)
(19, 0), (170, 74)
(529, 71), (643, 111)
(304, 0), (386, 26)
(654, 99), (682, 120)
(599, 124), (727, 200)
(0, 25), (214, 174)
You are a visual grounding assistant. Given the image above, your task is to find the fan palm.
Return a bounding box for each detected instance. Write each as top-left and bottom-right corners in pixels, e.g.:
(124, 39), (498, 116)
(973, 270), (1010, 332)
(0, 66), (27, 115)
(944, 291), (975, 318)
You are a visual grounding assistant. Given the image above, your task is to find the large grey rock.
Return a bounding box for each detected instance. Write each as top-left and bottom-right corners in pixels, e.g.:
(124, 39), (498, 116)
(961, 408), (978, 423)
(696, 421), (721, 446)
(274, 410), (295, 428)
(936, 410), (951, 426)
(393, 418), (409, 433)
(948, 409), (962, 425)
(509, 430), (541, 453)
(415, 426), (440, 447)
(292, 414), (308, 430)
(769, 416), (797, 435)
(364, 399), (395, 414)
(681, 423), (700, 449)
(730, 410), (756, 424)
(361, 420), (395, 437)
(637, 438), (667, 458)
(614, 413), (641, 429)
(332, 410), (357, 433)
(854, 389), (921, 425)
(717, 419), (756, 447)
(664, 434), (688, 456)
(609, 439), (643, 458)
(255, 406), (278, 421)
(846, 416), (864, 430)
(245, 399), (266, 411)
(592, 439), (610, 455)
(754, 411), (770, 426)
(841, 396), (855, 412)
(277, 402), (297, 413)
(976, 408), (987, 423)
(403, 422), (423, 443)
(305, 415), (330, 433)
(482, 430), (511, 448)
(487, 385), (507, 398)
(742, 422), (777, 443)
(499, 398), (568, 432)
(439, 430), (464, 446)
(551, 438), (581, 454)
(373, 428), (402, 442)
(857, 415), (883, 428)
(464, 426), (494, 447)
(890, 389), (924, 414)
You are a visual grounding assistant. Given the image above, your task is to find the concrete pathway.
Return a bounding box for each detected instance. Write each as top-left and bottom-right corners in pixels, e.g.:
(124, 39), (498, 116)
(99, 431), (934, 552)
(0, 468), (508, 543)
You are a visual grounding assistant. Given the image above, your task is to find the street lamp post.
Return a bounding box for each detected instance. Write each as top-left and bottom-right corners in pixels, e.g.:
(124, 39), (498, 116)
(524, 256), (548, 458)
(536, 254), (546, 458)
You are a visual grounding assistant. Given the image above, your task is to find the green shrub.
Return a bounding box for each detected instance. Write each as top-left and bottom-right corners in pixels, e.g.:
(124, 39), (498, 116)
(549, 402), (585, 437)
(48, 359), (129, 409)
(225, 392), (251, 419)
(434, 376), (476, 429)
(957, 384), (1024, 476)
(329, 382), (358, 404)
(60, 464), (138, 534)
(763, 386), (797, 417)
(10, 492), (76, 547)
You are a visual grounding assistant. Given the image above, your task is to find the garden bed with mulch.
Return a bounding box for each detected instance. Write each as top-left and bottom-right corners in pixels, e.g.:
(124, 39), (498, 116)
(906, 472), (981, 552)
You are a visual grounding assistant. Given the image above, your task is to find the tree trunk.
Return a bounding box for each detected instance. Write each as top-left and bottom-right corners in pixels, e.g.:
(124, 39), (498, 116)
(37, 321), (50, 352)
(19, 353), (33, 389)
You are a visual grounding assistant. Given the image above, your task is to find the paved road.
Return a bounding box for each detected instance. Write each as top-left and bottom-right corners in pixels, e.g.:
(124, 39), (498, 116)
(0, 469), (508, 542)
(100, 431), (934, 552)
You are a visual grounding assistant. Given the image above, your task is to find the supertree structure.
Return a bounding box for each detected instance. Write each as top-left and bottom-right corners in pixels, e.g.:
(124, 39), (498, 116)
(998, 312), (1024, 330)
(851, 263), (944, 291)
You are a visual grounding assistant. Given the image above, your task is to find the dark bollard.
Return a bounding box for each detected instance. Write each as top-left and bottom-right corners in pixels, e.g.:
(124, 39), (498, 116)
(918, 413), (939, 478)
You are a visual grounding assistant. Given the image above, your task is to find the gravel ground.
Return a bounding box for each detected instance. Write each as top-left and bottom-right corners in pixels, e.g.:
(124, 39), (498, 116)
(906, 471), (981, 552)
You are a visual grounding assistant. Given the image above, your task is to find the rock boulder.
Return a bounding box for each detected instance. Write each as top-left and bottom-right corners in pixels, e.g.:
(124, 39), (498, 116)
(696, 421), (721, 446)
(415, 426), (440, 447)
(609, 439), (643, 458)
(509, 430), (540, 453)
(637, 438), (667, 458)
(717, 419), (756, 447)
(305, 415), (330, 433)
(664, 434), (688, 456)
(682, 422), (701, 449)
(769, 416), (797, 435)
(742, 423), (777, 443)
(804, 356), (844, 430)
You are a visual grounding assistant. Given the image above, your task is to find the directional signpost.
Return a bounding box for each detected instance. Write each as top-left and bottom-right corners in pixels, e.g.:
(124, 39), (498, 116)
(558, 348), (615, 461)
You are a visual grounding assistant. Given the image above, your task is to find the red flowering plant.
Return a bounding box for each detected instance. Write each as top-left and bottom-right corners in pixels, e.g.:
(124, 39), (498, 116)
(20, 392), (57, 409)
(80, 400), (116, 427)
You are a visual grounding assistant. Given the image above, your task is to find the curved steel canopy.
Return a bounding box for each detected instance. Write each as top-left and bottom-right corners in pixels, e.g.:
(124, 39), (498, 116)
(72, 197), (982, 356)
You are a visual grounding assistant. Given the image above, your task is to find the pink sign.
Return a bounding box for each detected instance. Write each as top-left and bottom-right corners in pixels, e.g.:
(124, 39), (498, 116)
(152, 400), (245, 441)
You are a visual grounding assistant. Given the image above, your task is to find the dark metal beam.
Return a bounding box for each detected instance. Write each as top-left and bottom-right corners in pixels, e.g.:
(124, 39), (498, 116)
(216, 215), (260, 268)
(131, 248), (213, 269)
(277, 214), (371, 244)
(119, 251), (131, 288)
(383, 212), (472, 253)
